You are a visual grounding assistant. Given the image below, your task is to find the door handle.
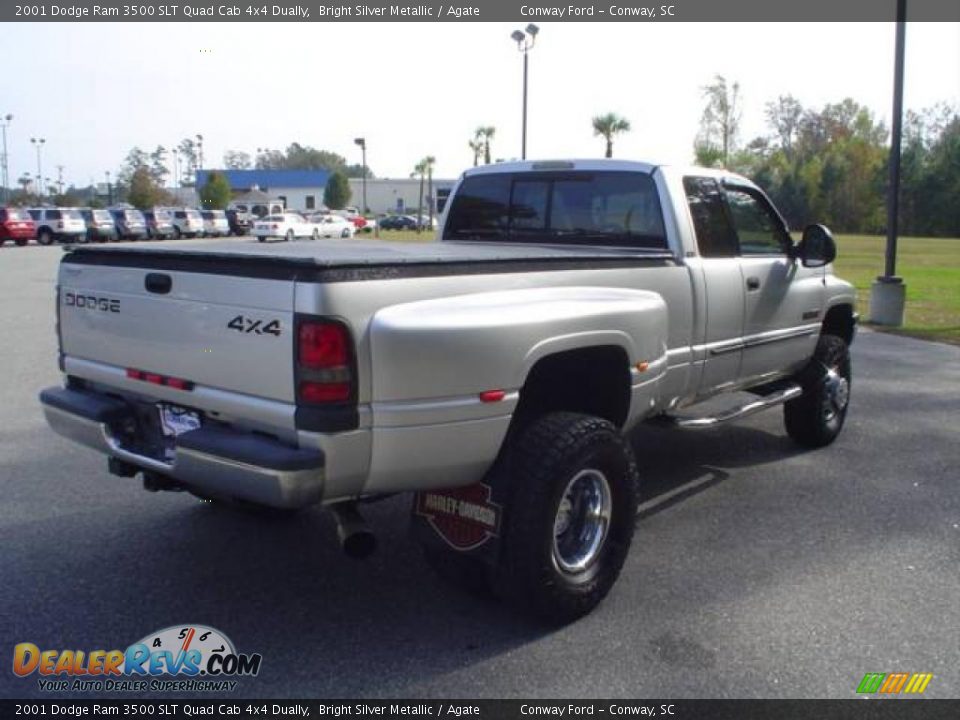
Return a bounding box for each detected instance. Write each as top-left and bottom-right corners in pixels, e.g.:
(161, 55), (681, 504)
(746, 276), (761, 291)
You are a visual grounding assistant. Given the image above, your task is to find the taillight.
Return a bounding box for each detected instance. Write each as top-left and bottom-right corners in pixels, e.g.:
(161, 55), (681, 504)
(296, 319), (354, 405)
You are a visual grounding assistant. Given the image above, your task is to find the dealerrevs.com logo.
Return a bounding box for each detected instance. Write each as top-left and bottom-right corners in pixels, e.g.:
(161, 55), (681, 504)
(13, 624), (262, 693)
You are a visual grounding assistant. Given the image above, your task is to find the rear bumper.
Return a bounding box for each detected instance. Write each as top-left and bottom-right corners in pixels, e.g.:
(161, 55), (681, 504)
(39, 386), (325, 509)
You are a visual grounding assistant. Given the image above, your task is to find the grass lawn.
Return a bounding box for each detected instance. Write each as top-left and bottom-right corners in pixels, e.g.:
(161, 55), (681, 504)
(370, 229), (960, 345)
(833, 234), (960, 345)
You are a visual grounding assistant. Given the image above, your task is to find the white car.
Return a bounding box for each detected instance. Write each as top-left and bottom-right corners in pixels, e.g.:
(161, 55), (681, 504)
(167, 208), (205, 238)
(307, 213), (355, 239)
(200, 210), (230, 237)
(252, 212), (315, 242)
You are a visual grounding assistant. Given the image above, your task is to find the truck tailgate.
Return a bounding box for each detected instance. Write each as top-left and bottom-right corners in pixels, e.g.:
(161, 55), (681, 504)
(58, 261), (295, 404)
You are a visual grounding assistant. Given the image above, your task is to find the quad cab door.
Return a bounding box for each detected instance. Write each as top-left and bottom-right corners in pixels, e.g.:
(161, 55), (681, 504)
(721, 181), (823, 384)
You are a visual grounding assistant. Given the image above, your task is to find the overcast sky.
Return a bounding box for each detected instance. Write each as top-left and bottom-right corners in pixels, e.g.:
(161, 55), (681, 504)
(2, 21), (958, 187)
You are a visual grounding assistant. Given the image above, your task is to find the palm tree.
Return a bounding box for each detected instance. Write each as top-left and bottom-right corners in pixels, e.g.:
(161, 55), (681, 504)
(423, 156), (436, 226)
(468, 138), (483, 167)
(476, 126), (496, 164)
(411, 159), (427, 234)
(592, 113), (632, 158)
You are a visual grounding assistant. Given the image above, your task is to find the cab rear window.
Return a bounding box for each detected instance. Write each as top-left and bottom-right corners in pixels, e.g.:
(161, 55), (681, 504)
(443, 171), (667, 249)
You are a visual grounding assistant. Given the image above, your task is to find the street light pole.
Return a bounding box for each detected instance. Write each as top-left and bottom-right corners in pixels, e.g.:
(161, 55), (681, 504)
(31, 137), (45, 196)
(511, 24), (539, 160)
(1, 114), (11, 204)
(105, 171), (112, 205)
(56, 165), (65, 195)
(354, 137), (367, 214)
(196, 134), (204, 172)
(870, 0), (908, 326)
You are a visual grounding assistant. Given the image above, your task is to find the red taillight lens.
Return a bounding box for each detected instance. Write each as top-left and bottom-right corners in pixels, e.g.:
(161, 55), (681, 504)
(298, 322), (348, 368)
(299, 381), (351, 403)
(296, 320), (353, 405)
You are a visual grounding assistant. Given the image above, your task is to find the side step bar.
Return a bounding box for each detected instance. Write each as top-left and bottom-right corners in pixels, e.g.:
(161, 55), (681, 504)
(660, 383), (802, 429)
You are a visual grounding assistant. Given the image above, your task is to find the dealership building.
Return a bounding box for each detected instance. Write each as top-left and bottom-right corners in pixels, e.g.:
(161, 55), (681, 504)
(194, 169), (456, 215)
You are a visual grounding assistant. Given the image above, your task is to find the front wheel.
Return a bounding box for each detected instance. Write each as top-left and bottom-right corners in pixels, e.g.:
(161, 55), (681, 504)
(311, 228), (319, 240)
(492, 412), (639, 625)
(173, 226), (182, 239)
(37, 230), (53, 246)
(15, 239), (28, 247)
(784, 334), (851, 448)
(285, 229), (295, 242)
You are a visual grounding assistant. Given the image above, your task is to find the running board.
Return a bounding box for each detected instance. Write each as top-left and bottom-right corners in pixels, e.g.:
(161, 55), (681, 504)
(659, 383), (803, 429)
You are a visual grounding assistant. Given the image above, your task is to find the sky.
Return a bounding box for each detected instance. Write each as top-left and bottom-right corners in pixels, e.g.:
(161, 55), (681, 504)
(2, 21), (958, 187)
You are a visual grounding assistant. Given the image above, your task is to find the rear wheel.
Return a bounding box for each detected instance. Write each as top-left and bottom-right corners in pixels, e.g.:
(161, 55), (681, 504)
(15, 239), (28, 247)
(784, 334), (851, 448)
(311, 228), (319, 240)
(173, 226), (182, 239)
(341, 228), (351, 238)
(285, 229), (295, 242)
(493, 412), (639, 624)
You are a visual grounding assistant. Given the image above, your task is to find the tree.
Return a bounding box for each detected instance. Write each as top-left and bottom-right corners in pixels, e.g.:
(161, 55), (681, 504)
(255, 143), (375, 178)
(476, 126), (495, 164)
(411, 159), (427, 233)
(199, 171), (232, 209)
(127, 166), (170, 209)
(149, 145), (169, 187)
(176, 138), (199, 186)
(223, 150), (253, 170)
(468, 137), (483, 167)
(591, 113), (632, 158)
(323, 171), (351, 210)
(765, 95), (804, 158)
(423, 156), (436, 224)
(696, 75), (741, 167)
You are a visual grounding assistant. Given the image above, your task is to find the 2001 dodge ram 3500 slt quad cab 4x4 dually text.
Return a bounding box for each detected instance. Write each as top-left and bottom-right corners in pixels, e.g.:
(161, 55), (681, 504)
(41, 159), (856, 623)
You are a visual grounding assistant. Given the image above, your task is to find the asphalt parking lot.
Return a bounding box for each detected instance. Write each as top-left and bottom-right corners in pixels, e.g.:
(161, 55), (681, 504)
(1, 242), (958, 700)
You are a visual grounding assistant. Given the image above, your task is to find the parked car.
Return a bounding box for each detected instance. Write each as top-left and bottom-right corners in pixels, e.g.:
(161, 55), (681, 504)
(79, 208), (117, 243)
(109, 208), (148, 240)
(143, 209), (175, 240)
(378, 214), (419, 231)
(251, 212), (314, 242)
(168, 207), (205, 238)
(28, 207), (86, 245)
(0, 207), (36, 246)
(200, 210), (230, 237)
(306, 212), (355, 238)
(225, 209), (251, 236)
(333, 207), (369, 231)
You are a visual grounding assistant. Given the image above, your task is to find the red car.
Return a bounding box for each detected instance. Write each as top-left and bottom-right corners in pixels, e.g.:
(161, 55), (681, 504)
(0, 208), (36, 246)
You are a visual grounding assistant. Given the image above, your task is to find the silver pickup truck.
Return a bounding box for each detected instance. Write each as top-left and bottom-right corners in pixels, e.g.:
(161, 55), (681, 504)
(40, 159), (856, 623)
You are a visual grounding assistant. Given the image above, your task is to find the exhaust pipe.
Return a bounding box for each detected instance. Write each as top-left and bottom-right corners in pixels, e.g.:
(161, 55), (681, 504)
(329, 503), (377, 559)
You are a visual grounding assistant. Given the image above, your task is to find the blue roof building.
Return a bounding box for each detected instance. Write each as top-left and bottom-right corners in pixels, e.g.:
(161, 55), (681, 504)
(195, 169), (331, 191)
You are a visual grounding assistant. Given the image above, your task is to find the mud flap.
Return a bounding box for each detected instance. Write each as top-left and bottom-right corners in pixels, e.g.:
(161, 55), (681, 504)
(411, 482), (505, 566)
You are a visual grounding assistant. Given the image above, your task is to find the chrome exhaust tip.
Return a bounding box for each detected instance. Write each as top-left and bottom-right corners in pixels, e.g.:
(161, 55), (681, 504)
(329, 503), (377, 559)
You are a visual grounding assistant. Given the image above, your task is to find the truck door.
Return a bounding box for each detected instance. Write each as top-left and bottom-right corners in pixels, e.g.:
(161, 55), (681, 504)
(721, 182), (823, 383)
(682, 176), (744, 393)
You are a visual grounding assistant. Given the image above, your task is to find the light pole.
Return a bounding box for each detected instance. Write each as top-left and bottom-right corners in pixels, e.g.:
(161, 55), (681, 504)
(510, 24), (539, 160)
(105, 171), (112, 205)
(1, 114), (11, 204)
(354, 137), (367, 214)
(172, 148), (180, 189)
(31, 137), (45, 196)
(56, 165), (65, 196)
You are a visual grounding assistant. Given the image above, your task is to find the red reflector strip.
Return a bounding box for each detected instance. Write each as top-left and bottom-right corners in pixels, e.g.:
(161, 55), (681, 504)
(479, 389), (506, 403)
(299, 381), (351, 403)
(125, 368), (194, 391)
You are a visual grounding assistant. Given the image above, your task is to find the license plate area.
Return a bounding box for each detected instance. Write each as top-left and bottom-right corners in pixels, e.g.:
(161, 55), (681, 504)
(158, 404), (202, 438)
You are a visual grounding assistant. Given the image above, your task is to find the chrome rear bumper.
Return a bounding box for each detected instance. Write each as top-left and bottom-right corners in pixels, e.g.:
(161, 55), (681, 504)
(40, 386), (325, 509)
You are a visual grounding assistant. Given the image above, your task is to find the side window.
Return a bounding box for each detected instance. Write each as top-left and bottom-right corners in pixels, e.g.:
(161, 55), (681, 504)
(683, 176), (737, 258)
(305, 195), (315, 210)
(444, 174), (511, 237)
(724, 187), (790, 255)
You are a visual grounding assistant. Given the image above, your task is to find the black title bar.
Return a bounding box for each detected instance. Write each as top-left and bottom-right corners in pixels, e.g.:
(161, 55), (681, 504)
(5, 0), (960, 22)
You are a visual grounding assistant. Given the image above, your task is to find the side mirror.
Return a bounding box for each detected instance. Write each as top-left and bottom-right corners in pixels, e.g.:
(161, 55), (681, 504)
(797, 224), (837, 268)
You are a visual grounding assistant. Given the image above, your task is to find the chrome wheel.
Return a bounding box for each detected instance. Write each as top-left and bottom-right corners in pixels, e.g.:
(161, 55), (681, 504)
(823, 366), (850, 422)
(552, 468), (612, 575)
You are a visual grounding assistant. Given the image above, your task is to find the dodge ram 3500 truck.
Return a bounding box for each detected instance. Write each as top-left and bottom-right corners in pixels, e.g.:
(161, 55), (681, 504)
(40, 160), (856, 623)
